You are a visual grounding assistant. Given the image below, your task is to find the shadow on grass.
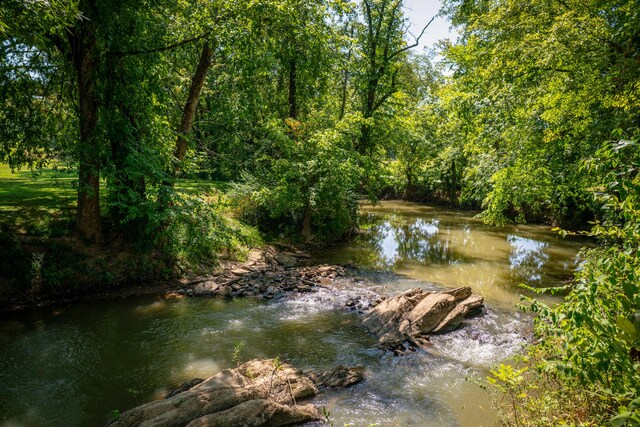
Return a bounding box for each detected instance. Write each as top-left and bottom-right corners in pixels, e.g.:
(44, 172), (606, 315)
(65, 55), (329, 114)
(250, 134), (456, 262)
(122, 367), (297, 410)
(0, 164), (78, 234)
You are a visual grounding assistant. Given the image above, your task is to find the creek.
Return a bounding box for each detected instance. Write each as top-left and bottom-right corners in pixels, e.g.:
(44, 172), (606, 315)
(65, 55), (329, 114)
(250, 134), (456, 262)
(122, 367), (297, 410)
(0, 202), (587, 426)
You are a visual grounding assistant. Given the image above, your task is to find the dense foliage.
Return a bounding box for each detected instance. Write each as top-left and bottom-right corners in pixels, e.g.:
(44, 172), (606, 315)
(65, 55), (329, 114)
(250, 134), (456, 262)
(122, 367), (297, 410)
(437, 0), (640, 424)
(486, 138), (640, 426)
(0, 0), (433, 247)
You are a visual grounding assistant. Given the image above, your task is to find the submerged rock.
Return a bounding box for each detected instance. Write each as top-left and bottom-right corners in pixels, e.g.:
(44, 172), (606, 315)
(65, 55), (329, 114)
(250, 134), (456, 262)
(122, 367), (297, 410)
(109, 359), (321, 427)
(362, 287), (484, 353)
(312, 366), (365, 389)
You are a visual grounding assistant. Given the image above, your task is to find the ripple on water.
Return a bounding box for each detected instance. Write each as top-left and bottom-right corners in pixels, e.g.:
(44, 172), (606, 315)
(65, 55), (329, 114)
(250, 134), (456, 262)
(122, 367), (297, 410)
(315, 387), (457, 427)
(272, 286), (377, 321)
(430, 309), (528, 367)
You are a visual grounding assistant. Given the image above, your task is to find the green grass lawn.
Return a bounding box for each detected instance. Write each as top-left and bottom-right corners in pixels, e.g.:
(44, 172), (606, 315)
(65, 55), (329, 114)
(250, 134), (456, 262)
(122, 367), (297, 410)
(0, 163), (232, 233)
(0, 163), (78, 232)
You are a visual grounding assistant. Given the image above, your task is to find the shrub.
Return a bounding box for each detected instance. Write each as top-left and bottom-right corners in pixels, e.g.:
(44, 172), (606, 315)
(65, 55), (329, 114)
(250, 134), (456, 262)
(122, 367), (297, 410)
(489, 137), (640, 426)
(230, 115), (369, 242)
(160, 191), (261, 272)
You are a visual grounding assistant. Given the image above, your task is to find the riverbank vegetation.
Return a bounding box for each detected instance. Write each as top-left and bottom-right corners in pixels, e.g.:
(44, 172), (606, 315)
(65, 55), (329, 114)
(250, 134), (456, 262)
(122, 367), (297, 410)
(1, 0), (639, 424)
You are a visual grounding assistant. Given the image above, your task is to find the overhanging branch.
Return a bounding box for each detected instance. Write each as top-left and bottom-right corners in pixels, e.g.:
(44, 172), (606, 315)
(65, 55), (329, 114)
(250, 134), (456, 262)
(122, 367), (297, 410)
(388, 15), (435, 60)
(110, 31), (212, 57)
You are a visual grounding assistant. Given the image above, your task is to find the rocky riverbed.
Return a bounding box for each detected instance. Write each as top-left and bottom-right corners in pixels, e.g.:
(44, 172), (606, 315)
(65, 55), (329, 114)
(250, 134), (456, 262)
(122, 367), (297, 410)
(169, 246), (383, 311)
(110, 245), (487, 426)
(173, 245), (486, 357)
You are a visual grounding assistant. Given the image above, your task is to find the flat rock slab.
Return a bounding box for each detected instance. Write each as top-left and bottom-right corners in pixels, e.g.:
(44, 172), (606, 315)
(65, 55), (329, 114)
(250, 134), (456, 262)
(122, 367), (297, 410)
(185, 400), (320, 427)
(362, 286), (484, 353)
(109, 359), (321, 427)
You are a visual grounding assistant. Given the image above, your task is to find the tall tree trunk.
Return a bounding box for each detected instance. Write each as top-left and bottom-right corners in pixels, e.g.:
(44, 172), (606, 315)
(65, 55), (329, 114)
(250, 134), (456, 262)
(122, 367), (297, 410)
(173, 41), (213, 178)
(406, 166), (413, 199)
(71, 4), (102, 242)
(106, 58), (148, 238)
(158, 40), (212, 227)
(339, 25), (354, 120)
(449, 160), (457, 205)
(301, 205), (313, 243)
(288, 59), (297, 119)
(356, 75), (378, 155)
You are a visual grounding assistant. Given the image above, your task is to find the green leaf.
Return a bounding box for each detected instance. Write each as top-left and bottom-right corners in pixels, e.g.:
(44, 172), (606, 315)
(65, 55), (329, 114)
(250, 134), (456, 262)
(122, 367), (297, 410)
(617, 316), (639, 340)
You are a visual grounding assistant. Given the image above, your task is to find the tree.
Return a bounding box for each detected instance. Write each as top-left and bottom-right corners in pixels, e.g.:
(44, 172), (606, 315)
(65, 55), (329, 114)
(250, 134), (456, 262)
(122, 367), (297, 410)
(70, 0), (102, 241)
(441, 0), (640, 225)
(355, 0), (432, 155)
(1, 0), (104, 241)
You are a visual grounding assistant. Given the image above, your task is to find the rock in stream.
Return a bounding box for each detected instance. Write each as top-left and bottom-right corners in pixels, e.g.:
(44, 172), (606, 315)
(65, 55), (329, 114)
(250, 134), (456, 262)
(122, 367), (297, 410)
(109, 359), (322, 427)
(362, 286), (484, 354)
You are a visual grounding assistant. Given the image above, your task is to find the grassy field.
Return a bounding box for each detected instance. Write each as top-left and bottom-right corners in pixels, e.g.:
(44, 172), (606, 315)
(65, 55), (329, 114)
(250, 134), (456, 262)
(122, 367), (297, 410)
(0, 163), (230, 233)
(0, 163), (78, 233)
(0, 164), (255, 304)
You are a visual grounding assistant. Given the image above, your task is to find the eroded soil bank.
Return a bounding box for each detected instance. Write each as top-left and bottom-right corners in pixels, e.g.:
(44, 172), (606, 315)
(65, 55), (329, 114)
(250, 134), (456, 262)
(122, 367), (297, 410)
(0, 242), (324, 312)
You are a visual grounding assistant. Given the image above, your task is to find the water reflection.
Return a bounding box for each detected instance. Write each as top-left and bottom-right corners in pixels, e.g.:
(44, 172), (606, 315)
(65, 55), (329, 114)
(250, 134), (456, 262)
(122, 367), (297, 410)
(0, 202), (590, 427)
(316, 201), (588, 308)
(508, 235), (549, 282)
(0, 296), (377, 426)
(365, 215), (469, 269)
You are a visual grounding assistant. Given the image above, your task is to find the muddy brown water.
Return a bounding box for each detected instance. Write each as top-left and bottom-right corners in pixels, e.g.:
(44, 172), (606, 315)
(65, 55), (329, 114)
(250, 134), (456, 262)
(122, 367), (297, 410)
(0, 202), (588, 426)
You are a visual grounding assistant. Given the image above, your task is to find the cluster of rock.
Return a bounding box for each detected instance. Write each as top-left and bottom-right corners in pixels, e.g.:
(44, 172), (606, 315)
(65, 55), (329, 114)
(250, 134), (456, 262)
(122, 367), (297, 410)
(168, 247), (358, 301)
(111, 248), (489, 425)
(109, 359), (363, 427)
(362, 286), (484, 354)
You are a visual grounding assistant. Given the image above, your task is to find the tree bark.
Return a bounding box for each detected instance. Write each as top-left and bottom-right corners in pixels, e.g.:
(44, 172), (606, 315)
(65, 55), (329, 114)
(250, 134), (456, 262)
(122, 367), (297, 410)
(173, 41), (213, 178)
(288, 58), (297, 119)
(71, 2), (102, 242)
(449, 160), (457, 205)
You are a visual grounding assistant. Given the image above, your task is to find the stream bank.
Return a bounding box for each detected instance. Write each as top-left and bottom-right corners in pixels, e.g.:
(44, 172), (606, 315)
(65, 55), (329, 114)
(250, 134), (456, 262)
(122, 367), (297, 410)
(0, 239), (315, 313)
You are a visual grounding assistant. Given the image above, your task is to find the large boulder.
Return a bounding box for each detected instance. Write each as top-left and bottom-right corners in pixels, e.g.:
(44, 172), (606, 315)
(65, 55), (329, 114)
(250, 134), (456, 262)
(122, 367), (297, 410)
(361, 288), (426, 338)
(109, 359), (321, 427)
(432, 294), (484, 334)
(362, 287), (484, 352)
(400, 293), (457, 336)
(185, 400), (320, 427)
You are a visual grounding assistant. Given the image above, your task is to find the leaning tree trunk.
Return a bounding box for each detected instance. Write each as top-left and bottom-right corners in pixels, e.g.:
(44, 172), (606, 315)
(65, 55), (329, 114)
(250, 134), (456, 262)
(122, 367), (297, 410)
(172, 41), (213, 179)
(157, 39), (212, 234)
(71, 4), (102, 243)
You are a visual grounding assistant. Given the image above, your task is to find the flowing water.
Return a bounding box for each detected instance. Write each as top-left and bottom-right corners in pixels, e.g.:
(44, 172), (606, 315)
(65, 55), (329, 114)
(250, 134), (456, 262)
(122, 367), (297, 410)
(0, 202), (588, 426)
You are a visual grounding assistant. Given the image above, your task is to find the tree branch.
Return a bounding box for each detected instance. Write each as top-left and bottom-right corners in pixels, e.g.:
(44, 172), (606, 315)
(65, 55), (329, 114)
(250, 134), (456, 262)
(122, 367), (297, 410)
(388, 15), (435, 60)
(372, 69), (398, 112)
(110, 31), (212, 57)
